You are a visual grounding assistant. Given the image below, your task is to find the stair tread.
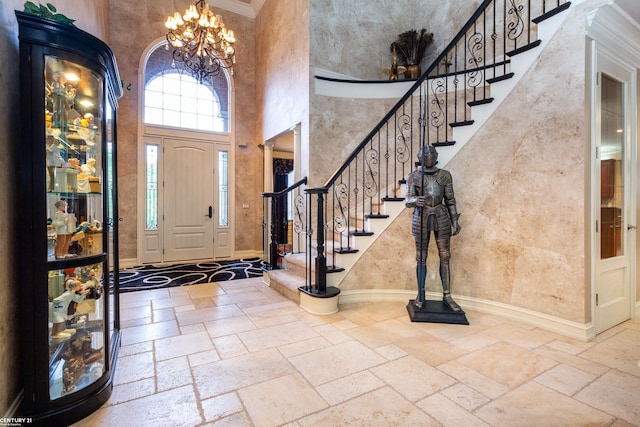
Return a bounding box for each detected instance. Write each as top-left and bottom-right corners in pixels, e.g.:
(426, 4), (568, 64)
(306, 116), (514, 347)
(506, 40), (542, 58)
(266, 269), (306, 289)
(450, 120), (474, 127)
(350, 231), (374, 236)
(433, 141), (456, 147)
(532, 2), (571, 24)
(468, 98), (494, 107)
(487, 73), (514, 84)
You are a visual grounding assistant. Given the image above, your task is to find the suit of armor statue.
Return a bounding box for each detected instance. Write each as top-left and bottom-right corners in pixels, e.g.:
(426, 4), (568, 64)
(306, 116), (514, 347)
(405, 145), (462, 311)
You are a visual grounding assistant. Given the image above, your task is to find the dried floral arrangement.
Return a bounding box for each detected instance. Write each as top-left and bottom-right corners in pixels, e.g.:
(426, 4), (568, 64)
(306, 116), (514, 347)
(390, 28), (434, 67)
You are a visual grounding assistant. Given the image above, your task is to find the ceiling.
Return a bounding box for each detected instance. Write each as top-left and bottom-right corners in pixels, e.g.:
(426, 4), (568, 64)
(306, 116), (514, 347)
(615, 0), (640, 24)
(215, 1), (640, 24)
(211, 0), (262, 18)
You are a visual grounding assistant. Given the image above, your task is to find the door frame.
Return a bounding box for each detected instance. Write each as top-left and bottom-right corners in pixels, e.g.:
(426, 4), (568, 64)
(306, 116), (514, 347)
(134, 38), (236, 266)
(587, 5), (639, 336)
(137, 130), (235, 264)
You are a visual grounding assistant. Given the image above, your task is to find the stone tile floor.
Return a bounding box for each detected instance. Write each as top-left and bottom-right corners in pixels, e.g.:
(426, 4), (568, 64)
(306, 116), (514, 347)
(73, 277), (640, 426)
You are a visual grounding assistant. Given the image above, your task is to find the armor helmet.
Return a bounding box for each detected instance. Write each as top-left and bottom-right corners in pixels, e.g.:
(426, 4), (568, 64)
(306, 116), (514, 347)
(418, 145), (438, 168)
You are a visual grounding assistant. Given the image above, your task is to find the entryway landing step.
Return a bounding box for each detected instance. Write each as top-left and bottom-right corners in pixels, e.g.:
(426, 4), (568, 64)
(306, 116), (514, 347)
(263, 269), (305, 305)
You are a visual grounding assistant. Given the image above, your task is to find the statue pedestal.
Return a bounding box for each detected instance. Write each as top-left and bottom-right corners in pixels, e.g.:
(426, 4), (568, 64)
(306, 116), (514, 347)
(406, 299), (469, 325)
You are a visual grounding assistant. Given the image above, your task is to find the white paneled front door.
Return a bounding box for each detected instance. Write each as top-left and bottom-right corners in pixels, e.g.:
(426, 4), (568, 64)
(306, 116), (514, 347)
(164, 138), (215, 262)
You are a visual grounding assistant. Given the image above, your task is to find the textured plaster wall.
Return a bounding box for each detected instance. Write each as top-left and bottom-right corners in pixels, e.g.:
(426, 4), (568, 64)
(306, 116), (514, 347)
(342, 2), (591, 323)
(311, 0), (481, 80)
(109, 0), (260, 258)
(309, 0), (480, 186)
(0, 0), (108, 414)
(255, 0), (309, 144)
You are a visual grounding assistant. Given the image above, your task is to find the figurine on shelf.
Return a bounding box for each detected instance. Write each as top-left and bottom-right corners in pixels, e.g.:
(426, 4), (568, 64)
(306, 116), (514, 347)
(383, 46), (407, 81)
(66, 158), (80, 191)
(45, 110), (53, 129)
(51, 72), (78, 129)
(45, 135), (65, 167)
(80, 158), (97, 177)
(51, 72), (66, 128)
(71, 219), (101, 242)
(46, 135), (65, 191)
(68, 157), (81, 172)
(80, 158), (100, 193)
(75, 113), (96, 145)
(76, 265), (102, 300)
(49, 278), (89, 340)
(75, 172), (90, 193)
(52, 200), (77, 258)
(61, 331), (104, 394)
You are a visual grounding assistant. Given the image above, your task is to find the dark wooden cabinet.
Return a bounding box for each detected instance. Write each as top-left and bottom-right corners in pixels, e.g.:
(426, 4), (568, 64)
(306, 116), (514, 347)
(601, 159), (615, 198)
(601, 207), (622, 258)
(17, 11), (122, 425)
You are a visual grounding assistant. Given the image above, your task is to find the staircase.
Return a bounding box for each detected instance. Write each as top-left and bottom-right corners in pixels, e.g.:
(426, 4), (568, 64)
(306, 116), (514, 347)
(263, 0), (574, 313)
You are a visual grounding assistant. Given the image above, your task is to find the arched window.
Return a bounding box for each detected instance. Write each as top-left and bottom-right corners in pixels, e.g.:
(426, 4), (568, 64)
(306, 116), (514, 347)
(143, 44), (230, 132)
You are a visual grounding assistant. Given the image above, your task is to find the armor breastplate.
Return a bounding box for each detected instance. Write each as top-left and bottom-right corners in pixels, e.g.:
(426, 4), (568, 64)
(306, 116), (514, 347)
(414, 173), (444, 207)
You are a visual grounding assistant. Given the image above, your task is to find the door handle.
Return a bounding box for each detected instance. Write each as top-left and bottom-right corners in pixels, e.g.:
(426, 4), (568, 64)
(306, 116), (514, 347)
(628, 224), (637, 230)
(205, 206), (213, 218)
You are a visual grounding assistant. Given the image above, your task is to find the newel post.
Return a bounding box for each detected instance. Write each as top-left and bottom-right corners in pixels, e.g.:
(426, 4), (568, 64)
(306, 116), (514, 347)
(304, 187), (328, 293)
(314, 189), (328, 293)
(269, 195), (279, 270)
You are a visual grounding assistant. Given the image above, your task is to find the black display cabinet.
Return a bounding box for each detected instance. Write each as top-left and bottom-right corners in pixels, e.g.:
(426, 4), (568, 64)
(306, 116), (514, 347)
(16, 11), (122, 426)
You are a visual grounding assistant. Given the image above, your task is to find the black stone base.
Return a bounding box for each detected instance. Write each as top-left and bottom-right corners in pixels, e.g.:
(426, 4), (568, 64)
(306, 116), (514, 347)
(406, 299), (469, 325)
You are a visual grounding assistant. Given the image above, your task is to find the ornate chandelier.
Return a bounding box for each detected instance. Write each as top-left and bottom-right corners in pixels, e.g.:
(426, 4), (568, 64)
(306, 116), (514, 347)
(165, 0), (236, 81)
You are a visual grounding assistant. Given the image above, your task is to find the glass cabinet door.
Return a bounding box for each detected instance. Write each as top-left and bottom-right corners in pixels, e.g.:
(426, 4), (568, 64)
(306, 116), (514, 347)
(44, 55), (107, 399)
(48, 263), (106, 398)
(105, 96), (120, 347)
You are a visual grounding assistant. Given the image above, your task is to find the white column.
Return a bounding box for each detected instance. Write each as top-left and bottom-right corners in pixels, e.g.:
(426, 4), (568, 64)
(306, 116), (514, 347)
(262, 140), (276, 264)
(263, 140), (275, 193)
(292, 124), (301, 182)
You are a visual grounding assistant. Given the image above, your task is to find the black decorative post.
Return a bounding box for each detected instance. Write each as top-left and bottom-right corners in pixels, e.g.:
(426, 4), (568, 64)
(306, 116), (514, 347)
(300, 187), (339, 302)
(314, 189), (328, 293)
(269, 196), (279, 270)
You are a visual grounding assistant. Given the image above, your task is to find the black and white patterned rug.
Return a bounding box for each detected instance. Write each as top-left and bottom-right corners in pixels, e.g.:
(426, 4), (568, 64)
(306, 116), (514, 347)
(118, 258), (265, 293)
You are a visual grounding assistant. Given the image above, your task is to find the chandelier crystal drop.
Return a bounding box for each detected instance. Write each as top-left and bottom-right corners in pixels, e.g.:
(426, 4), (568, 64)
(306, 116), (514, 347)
(165, 0), (236, 81)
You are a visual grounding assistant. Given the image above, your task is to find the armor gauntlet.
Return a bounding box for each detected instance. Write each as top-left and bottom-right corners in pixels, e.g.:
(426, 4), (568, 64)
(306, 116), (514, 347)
(404, 172), (420, 208)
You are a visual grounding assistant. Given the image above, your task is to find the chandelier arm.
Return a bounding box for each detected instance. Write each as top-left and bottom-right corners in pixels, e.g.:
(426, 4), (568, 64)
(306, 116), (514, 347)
(165, 0), (235, 81)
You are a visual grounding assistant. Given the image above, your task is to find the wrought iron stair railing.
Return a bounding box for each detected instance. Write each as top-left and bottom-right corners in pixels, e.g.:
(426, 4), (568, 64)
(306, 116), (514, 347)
(299, 0), (571, 297)
(262, 177), (308, 271)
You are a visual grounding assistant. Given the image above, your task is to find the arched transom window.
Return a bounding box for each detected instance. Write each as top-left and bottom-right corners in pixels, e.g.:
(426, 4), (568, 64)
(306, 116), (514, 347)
(143, 43), (230, 132)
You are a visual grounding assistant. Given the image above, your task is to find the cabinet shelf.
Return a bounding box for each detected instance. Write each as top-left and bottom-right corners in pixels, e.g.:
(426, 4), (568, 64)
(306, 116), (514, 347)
(46, 254), (105, 269)
(47, 191), (102, 196)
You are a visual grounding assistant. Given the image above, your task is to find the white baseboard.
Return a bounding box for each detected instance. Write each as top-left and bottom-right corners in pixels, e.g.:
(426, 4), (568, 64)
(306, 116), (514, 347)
(119, 258), (138, 269)
(338, 289), (594, 342)
(233, 250), (263, 259)
(119, 251), (263, 270)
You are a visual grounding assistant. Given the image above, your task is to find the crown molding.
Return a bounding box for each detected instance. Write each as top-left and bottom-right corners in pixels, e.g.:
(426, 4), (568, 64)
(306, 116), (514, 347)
(210, 0), (257, 18)
(587, 3), (640, 66)
(251, 0), (266, 16)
